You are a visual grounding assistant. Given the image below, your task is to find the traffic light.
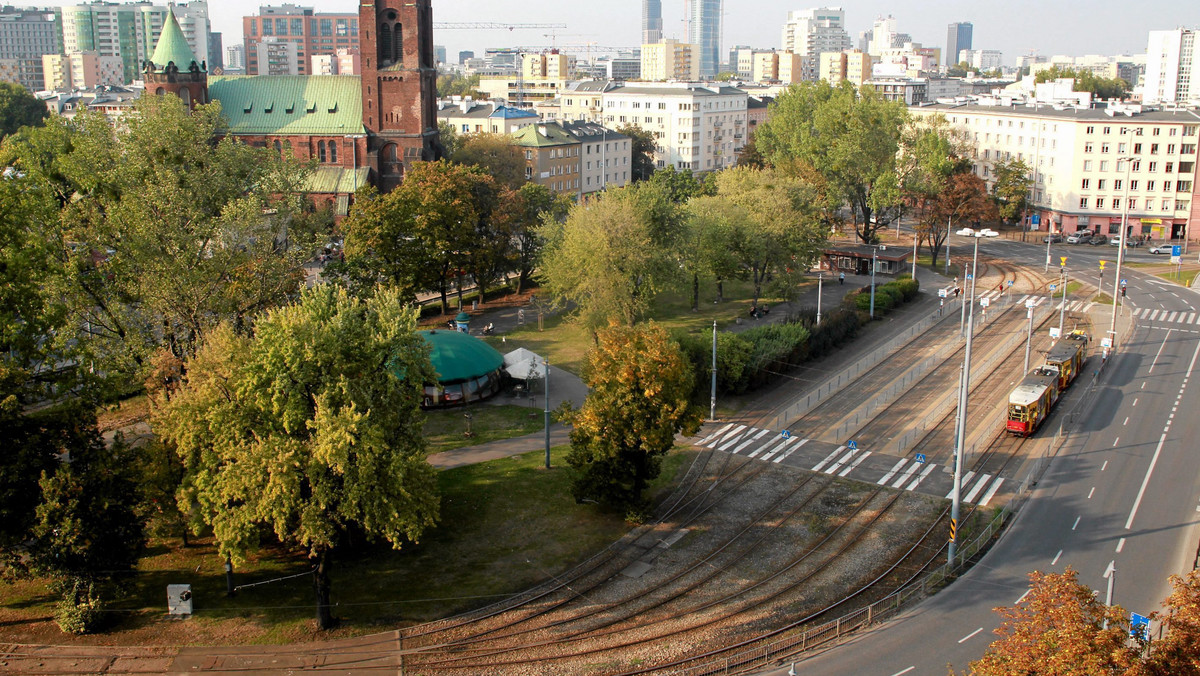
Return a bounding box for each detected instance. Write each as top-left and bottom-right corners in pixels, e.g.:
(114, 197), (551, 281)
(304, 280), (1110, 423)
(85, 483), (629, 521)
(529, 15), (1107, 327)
(1121, 286), (1127, 297)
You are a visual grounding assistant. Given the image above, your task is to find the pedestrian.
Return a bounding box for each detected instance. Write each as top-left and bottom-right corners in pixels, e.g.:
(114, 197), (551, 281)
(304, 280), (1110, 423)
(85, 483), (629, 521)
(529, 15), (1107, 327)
(839, 272), (845, 285)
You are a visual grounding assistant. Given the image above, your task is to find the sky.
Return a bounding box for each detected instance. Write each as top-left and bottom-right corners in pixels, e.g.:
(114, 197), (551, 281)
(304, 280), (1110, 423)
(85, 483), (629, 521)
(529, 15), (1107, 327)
(175, 0), (1198, 65)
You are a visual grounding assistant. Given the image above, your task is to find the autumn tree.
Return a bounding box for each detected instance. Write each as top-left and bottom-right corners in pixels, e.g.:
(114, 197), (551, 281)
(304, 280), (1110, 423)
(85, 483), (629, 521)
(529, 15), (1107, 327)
(1133, 570), (1200, 675)
(155, 286), (440, 630)
(451, 132), (527, 190)
(967, 568), (1139, 676)
(562, 322), (701, 510)
(755, 81), (908, 244)
(617, 123), (657, 182)
(501, 182), (570, 294)
(0, 81), (47, 140)
(991, 159), (1034, 226)
(922, 170), (995, 267)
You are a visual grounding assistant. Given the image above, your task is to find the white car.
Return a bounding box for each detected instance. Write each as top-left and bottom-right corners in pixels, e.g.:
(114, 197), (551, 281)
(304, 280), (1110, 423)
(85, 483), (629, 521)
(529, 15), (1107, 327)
(956, 227), (976, 236)
(1148, 244), (1172, 254)
(1066, 233), (1087, 244)
(979, 229), (1000, 238)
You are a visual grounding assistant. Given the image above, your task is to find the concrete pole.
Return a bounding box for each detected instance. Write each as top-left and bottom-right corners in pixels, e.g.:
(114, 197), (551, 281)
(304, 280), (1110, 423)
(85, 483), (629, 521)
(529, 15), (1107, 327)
(1059, 267), (1068, 338)
(912, 229), (919, 284)
(816, 273), (823, 325)
(709, 320), (717, 422)
(869, 248), (877, 319)
(544, 358), (551, 469)
(1110, 158), (1133, 350)
(1024, 306), (1034, 374)
(949, 235), (981, 564)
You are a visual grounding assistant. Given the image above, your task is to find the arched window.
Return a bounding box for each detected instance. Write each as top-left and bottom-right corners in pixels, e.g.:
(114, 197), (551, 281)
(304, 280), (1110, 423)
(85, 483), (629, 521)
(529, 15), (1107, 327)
(179, 87), (190, 106)
(393, 23), (403, 64)
(318, 140), (326, 162)
(381, 143), (401, 175)
(155, 87), (165, 95)
(378, 23), (391, 65)
(273, 140), (282, 154)
(328, 140), (337, 164)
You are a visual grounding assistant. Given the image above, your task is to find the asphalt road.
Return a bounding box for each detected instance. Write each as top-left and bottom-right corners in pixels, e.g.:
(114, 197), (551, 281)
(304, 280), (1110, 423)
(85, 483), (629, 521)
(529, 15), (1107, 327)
(763, 235), (1200, 675)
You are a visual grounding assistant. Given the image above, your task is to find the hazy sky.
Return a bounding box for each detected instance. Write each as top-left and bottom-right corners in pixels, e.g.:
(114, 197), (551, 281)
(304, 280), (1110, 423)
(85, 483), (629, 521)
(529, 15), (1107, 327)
(191, 1), (1197, 65)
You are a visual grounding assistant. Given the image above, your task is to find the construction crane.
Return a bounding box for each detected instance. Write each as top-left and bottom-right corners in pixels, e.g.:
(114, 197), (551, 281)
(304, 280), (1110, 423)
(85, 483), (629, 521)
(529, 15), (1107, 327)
(433, 22), (567, 30)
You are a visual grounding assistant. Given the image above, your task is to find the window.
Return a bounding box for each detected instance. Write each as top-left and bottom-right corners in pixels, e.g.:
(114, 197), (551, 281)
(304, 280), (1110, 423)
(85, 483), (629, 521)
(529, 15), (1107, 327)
(1162, 199), (1171, 211)
(318, 140), (326, 162)
(1149, 162), (1158, 172)
(1118, 142), (1127, 153)
(1180, 181), (1194, 193)
(1101, 143), (1110, 153)
(1131, 180), (1139, 191)
(1097, 179), (1107, 190)
(1114, 179), (1123, 190)
(1151, 143), (1160, 154)
(1080, 197), (1089, 209)
(1100, 161), (1110, 171)
(1103, 126), (1111, 135)
(1134, 143), (1142, 154)
(1168, 144), (1176, 154)
(1182, 144), (1197, 154)
(1081, 178), (1091, 190)
(1153, 127), (1161, 136)
(1084, 160), (1093, 171)
(328, 141), (336, 164)
(1148, 181), (1156, 191)
(1112, 198), (1121, 210)
(1166, 162), (1175, 173)
(1086, 125), (1095, 134)
(1096, 198), (1105, 209)
(1184, 126), (1198, 137)
(1085, 142), (1094, 153)
(1129, 198), (1137, 210)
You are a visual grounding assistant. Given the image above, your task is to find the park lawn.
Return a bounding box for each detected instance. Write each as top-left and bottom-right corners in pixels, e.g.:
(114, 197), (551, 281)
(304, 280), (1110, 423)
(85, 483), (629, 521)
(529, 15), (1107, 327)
(0, 446), (696, 646)
(914, 253), (961, 281)
(422, 404), (545, 454)
(1157, 268), (1200, 287)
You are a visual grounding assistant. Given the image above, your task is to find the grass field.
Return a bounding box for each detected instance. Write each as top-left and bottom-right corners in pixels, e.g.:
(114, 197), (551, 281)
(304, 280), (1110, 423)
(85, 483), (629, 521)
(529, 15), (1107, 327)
(423, 404), (546, 454)
(0, 447), (696, 645)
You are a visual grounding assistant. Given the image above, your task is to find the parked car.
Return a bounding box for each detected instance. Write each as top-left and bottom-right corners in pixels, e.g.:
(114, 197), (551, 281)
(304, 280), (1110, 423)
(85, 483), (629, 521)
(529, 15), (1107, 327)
(1088, 234), (1108, 245)
(1149, 244), (1173, 254)
(979, 228), (1000, 238)
(956, 227), (976, 236)
(1066, 233), (1088, 244)
(1109, 236), (1124, 247)
(1125, 238), (1143, 247)
(1043, 234), (1063, 244)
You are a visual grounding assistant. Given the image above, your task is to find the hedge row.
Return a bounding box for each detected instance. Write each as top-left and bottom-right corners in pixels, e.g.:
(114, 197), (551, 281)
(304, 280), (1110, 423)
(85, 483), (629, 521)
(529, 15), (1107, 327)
(844, 275), (920, 319)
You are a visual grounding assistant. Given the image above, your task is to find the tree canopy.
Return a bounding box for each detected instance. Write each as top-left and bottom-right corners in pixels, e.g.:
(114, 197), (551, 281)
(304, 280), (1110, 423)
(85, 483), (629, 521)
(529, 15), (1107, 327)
(451, 132), (527, 190)
(154, 285), (440, 629)
(991, 158), (1034, 225)
(617, 123), (657, 182)
(0, 81), (47, 140)
(1035, 66), (1131, 100)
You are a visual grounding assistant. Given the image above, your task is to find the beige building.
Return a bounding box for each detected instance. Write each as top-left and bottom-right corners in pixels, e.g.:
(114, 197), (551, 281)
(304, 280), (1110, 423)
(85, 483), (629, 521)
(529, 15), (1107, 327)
(310, 48), (360, 76)
(752, 51), (806, 84)
(641, 39), (700, 81)
(523, 51), (572, 80)
(438, 100), (539, 135)
(511, 122), (583, 197)
(561, 120), (632, 197)
(42, 52), (124, 90)
(913, 100), (1200, 242)
(820, 49), (871, 86)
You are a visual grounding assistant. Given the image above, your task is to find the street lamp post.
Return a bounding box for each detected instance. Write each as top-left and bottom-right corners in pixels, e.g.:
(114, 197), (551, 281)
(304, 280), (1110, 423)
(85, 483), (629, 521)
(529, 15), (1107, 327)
(1109, 156), (1135, 351)
(816, 273), (823, 325)
(709, 320), (717, 422)
(869, 247), (878, 319)
(543, 358), (551, 469)
(950, 232), (983, 564)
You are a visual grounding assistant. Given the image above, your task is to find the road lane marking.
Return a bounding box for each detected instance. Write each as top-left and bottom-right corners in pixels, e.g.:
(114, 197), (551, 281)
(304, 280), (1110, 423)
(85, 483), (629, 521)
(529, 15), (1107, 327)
(964, 474), (992, 503)
(748, 436), (786, 459)
(811, 446), (846, 472)
(1133, 398), (1138, 407)
(906, 463), (937, 491)
(838, 451), (871, 477)
(879, 458), (908, 485)
(1124, 417), (1130, 426)
(1150, 309), (1161, 321)
(1149, 330), (1174, 374)
(1117, 538), (1126, 553)
(825, 448), (860, 474)
(1102, 460), (1109, 470)
(891, 461), (922, 489)
(1073, 516), (1081, 530)
(889, 668), (915, 676)
(731, 428), (770, 453)
(772, 439), (807, 464)
(1127, 433), (1169, 530)
(1052, 550), (1063, 565)
(1088, 487), (1096, 499)
(979, 478), (1004, 506)
(958, 628), (984, 643)
(1016, 589), (1031, 604)
(1169, 311), (1180, 323)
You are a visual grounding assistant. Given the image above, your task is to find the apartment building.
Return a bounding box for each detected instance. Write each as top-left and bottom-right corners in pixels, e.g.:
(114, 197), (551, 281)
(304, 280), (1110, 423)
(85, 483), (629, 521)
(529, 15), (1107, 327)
(243, 4), (359, 76)
(42, 51), (124, 89)
(602, 82), (748, 173)
(438, 100), (538, 135)
(819, 49), (871, 86)
(913, 100), (1200, 242)
(752, 51), (806, 84)
(59, 1), (211, 83)
(641, 39), (700, 81)
(561, 120), (632, 197)
(779, 7), (852, 77)
(511, 122), (582, 197)
(1144, 29), (1198, 105)
(311, 48), (358, 75)
(254, 36), (299, 75)
(0, 6), (61, 90)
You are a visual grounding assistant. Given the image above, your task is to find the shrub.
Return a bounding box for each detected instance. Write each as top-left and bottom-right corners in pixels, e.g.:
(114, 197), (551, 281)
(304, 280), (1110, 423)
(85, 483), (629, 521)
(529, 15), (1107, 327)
(53, 579), (107, 635)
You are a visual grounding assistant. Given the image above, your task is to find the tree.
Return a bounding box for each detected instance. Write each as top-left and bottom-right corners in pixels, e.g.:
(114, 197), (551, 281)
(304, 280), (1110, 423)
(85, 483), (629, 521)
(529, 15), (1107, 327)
(736, 131), (766, 169)
(967, 568), (1139, 676)
(501, 183), (570, 294)
(155, 286), (440, 630)
(647, 165), (713, 204)
(436, 72), (482, 99)
(1035, 66), (1130, 100)
(681, 197), (741, 310)
(561, 322), (701, 510)
(539, 183), (683, 332)
(922, 170), (995, 267)
(755, 81), (909, 244)
(451, 132), (527, 190)
(0, 81), (47, 140)
(617, 123), (657, 182)
(437, 120), (460, 158)
(1133, 570), (1200, 675)
(992, 159), (1034, 226)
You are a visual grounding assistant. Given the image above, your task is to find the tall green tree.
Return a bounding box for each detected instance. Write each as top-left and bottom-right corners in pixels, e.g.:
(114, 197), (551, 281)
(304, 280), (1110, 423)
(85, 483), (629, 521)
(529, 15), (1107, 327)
(562, 322), (701, 510)
(681, 196), (741, 309)
(501, 182), (570, 294)
(451, 132), (527, 190)
(647, 165), (714, 204)
(0, 81), (47, 140)
(922, 170), (995, 267)
(437, 120), (460, 158)
(755, 81), (909, 244)
(155, 286), (440, 630)
(991, 159), (1034, 226)
(617, 123), (657, 182)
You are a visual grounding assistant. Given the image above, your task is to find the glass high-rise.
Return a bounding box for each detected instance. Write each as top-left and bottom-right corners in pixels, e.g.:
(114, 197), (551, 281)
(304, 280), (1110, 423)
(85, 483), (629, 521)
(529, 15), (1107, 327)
(642, 0), (662, 45)
(687, 0), (720, 79)
(946, 22), (972, 67)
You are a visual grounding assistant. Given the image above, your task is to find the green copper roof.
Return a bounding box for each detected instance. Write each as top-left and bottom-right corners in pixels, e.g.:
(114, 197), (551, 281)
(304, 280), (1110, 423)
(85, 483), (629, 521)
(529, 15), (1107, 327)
(149, 11), (198, 71)
(510, 122), (578, 148)
(306, 167), (370, 194)
(209, 76), (366, 136)
(414, 330), (504, 384)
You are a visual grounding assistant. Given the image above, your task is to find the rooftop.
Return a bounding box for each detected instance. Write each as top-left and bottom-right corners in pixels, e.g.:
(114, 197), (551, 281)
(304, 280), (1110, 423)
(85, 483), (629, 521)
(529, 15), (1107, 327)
(149, 11), (199, 72)
(916, 100), (1200, 123)
(209, 75), (365, 136)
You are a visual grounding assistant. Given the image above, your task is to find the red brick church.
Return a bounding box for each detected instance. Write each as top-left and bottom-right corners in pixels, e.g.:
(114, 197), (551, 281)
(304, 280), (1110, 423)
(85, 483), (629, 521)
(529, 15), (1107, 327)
(143, 0), (439, 215)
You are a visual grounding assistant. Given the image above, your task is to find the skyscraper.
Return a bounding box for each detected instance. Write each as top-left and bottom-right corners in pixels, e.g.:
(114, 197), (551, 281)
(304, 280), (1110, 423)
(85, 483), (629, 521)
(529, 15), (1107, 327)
(1144, 29), (1198, 104)
(946, 22), (972, 67)
(0, 6), (61, 90)
(687, 0), (720, 79)
(642, 0), (662, 45)
(780, 7), (852, 73)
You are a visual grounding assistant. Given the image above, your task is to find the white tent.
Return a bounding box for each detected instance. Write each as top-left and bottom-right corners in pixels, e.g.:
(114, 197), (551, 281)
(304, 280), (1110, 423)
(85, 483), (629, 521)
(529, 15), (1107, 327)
(503, 347), (541, 368)
(505, 358), (547, 380)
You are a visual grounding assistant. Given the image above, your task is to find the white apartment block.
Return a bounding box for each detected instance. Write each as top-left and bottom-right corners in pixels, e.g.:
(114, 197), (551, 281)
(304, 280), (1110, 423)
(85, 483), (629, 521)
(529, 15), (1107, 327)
(779, 7), (852, 77)
(59, 1), (211, 83)
(254, 36), (299, 75)
(913, 100), (1200, 242)
(1144, 29), (1198, 105)
(601, 83), (748, 173)
(641, 39), (700, 81)
(960, 49), (1003, 71)
(42, 52), (124, 89)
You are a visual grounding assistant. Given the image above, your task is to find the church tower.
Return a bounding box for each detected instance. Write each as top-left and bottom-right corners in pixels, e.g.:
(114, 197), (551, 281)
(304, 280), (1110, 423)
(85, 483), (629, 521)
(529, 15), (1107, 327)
(359, 0), (438, 190)
(142, 10), (208, 109)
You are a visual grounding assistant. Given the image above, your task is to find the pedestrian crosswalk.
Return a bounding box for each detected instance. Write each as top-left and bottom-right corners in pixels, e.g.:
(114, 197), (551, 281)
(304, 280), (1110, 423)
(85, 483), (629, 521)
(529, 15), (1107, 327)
(1131, 306), (1200, 326)
(692, 423), (1006, 506)
(964, 291), (1093, 315)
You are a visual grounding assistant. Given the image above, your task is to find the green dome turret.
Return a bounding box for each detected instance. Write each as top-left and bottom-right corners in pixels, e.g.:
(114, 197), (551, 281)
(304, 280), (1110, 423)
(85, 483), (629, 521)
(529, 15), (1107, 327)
(149, 11), (199, 72)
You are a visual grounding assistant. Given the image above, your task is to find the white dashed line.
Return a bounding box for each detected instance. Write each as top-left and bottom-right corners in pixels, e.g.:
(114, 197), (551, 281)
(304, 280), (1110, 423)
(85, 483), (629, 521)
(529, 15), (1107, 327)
(1052, 550), (1063, 565)
(1072, 516), (1081, 530)
(1117, 538), (1127, 553)
(1088, 487), (1096, 499)
(958, 628), (984, 643)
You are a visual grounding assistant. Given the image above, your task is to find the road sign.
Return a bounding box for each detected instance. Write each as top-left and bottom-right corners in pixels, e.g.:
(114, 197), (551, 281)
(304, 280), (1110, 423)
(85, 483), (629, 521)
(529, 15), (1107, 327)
(1173, 245), (1183, 257)
(847, 440), (858, 450)
(938, 288), (948, 298)
(1121, 279), (1128, 286)
(980, 297), (991, 307)
(1049, 327), (1062, 339)
(1026, 298), (1037, 308)
(1099, 260), (1107, 270)
(915, 453), (927, 464)
(1061, 256), (1068, 267)
(1031, 214), (1041, 226)
(1007, 279), (1014, 287)
(1049, 284), (1058, 291)
(1131, 612), (1150, 640)
(781, 430), (791, 439)
(966, 273), (974, 280)
(1101, 337), (1113, 348)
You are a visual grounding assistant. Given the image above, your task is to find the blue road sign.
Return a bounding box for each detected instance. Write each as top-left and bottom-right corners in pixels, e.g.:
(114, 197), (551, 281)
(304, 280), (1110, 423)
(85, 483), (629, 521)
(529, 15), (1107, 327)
(1131, 612), (1150, 640)
(915, 453), (927, 464)
(966, 273), (974, 280)
(1007, 280), (1014, 287)
(1031, 214), (1041, 226)
(781, 430), (791, 439)
(1121, 279), (1128, 285)
(847, 440), (858, 450)
(1173, 245), (1183, 257)
(1049, 284), (1058, 291)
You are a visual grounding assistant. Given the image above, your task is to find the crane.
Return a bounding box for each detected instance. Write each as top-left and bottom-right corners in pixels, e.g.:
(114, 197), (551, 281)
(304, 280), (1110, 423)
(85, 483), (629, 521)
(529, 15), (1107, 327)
(433, 22), (567, 30)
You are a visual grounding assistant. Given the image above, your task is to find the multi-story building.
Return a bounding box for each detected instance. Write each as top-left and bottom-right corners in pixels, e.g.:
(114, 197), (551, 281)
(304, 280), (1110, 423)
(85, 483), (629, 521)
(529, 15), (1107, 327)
(605, 52), (641, 80)
(0, 6), (61, 91)
(522, 51), (572, 80)
(59, 1), (211, 83)
(254, 37), (299, 75)
(434, 44), (445, 65)
(864, 77), (927, 104)
(642, 0), (662, 46)
(601, 82), (748, 172)
(686, 0), (720, 79)
(561, 120), (631, 197)
(311, 48), (358, 75)
(550, 80), (616, 122)
(225, 44), (244, 70)
(207, 31), (222, 71)
(729, 46), (770, 79)
(457, 50), (473, 65)
(913, 99), (1200, 243)
(779, 7), (852, 78)
(438, 100), (538, 135)
(866, 16), (909, 57)
(641, 39), (700, 81)
(42, 51), (124, 89)
(960, 49), (1003, 71)
(752, 51), (806, 84)
(1144, 29), (1198, 105)
(819, 49), (871, 86)
(243, 4), (359, 76)
(946, 22), (972, 68)
(511, 122), (582, 197)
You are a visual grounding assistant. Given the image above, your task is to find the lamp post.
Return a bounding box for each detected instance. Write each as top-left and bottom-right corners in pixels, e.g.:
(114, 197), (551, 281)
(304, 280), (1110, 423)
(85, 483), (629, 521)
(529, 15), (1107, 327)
(869, 246), (878, 319)
(543, 357), (551, 469)
(1109, 155), (1135, 351)
(709, 320), (717, 422)
(816, 272), (824, 325)
(949, 232), (983, 565)
(1059, 263), (1068, 339)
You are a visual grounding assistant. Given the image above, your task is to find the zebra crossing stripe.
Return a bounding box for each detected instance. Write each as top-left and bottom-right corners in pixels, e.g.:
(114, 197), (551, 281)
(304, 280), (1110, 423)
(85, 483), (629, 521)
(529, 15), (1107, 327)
(812, 446), (848, 473)
(839, 451), (871, 477)
(718, 427), (754, 451)
(891, 461), (923, 489)
(773, 438), (808, 464)
(1150, 310), (1162, 321)
(732, 428), (770, 454)
(1085, 302), (1095, 313)
(748, 435), (786, 459)
(878, 458), (908, 485)
(947, 471), (976, 499)
(762, 436), (804, 462)
(825, 448), (860, 475)
(709, 424), (745, 448)
(1188, 313), (1197, 325)
(1169, 312), (1180, 323)
(699, 423), (734, 446)
(979, 478), (1005, 507)
(906, 463), (938, 491)
(964, 474), (993, 503)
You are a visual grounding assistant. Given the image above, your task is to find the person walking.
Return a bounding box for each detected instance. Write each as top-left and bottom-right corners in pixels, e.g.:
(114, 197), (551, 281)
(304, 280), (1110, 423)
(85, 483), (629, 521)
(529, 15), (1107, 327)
(839, 272), (845, 285)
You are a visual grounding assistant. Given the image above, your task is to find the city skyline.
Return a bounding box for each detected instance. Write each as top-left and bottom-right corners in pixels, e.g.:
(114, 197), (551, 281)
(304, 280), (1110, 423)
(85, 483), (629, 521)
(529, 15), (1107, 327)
(30, 0), (1200, 68)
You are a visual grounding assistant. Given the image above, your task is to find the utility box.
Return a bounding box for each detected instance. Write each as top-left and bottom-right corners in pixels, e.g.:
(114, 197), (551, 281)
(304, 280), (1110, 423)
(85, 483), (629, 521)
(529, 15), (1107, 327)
(167, 584), (193, 616)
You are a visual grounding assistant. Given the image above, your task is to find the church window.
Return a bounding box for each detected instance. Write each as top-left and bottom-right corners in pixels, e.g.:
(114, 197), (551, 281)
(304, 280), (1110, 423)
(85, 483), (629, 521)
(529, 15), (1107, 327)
(273, 140), (282, 154)
(378, 23), (391, 65)
(393, 23), (403, 64)
(179, 87), (190, 106)
(318, 140), (326, 162)
(328, 141), (337, 163)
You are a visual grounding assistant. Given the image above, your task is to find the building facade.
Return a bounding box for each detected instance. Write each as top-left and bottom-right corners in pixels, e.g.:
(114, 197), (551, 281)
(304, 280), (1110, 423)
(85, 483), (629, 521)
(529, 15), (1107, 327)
(946, 22), (972, 68)
(602, 82), (747, 173)
(779, 7), (852, 77)
(42, 51), (124, 89)
(59, 1), (210, 83)
(511, 122), (581, 197)
(438, 100), (538, 135)
(243, 4), (359, 76)
(686, 0), (720, 78)
(752, 51), (806, 84)
(311, 48), (359, 75)
(642, 0), (662, 46)
(641, 39), (700, 81)
(0, 6), (61, 91)
(1144, 29), (1198, 105)
(561, 120), (631, 197)
(914, 100), (1200, 242)
(819, 49), (871, 86)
